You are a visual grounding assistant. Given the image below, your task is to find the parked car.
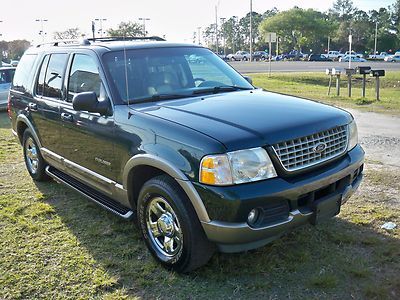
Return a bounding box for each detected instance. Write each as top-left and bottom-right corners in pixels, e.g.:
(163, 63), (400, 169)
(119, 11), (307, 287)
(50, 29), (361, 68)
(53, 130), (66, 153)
(252, 51), (268, 61)
(308, 54), (332, 62)
(324, 51), (343, 61)
(10, 60), (19, 67)
(368, 52), (390, 60)
(384, 55), (400, 62)
(227, 51), (250, 61)
(283, 50), (307, 60)
(9, 37), (364, 272)
(0, 67), (16, 110)
(339, 55), (367, 62)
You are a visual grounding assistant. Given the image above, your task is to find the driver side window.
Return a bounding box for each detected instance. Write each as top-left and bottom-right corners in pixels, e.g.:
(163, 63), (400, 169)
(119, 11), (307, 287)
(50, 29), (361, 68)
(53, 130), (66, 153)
(67, 54), (103, 102)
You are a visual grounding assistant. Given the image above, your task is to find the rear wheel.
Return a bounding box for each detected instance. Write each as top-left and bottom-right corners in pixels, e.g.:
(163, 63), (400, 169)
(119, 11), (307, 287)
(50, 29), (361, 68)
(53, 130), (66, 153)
(23, 129), (49, 181)
(137, 175), (214, 272)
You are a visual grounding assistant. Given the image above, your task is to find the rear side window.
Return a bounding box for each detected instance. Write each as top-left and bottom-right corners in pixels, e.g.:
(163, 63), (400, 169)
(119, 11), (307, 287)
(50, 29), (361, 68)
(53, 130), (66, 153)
(44, 54), (69, 99)
(36, 55), (50, 96)
(12, 54), (37, 93)
(67, 54), (102, 102)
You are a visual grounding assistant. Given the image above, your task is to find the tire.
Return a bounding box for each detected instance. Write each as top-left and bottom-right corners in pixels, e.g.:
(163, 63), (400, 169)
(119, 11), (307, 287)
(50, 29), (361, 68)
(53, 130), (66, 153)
(22, 129), (50, 181)
(137, 175), (215, 273)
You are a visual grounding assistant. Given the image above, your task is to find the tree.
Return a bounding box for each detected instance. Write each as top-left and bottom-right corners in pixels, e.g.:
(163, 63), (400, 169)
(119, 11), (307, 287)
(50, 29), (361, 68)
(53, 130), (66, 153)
(107, 21), (144, 37)
(53, 28), (81, 40)
(259, 8), (332, 53)
(331, 0), (356, 21)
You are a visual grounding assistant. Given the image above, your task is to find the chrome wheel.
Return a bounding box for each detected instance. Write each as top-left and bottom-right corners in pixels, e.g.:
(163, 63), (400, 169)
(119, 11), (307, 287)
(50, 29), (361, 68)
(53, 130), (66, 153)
(146, 196), (183, 258)
(25, 137), (39, 174)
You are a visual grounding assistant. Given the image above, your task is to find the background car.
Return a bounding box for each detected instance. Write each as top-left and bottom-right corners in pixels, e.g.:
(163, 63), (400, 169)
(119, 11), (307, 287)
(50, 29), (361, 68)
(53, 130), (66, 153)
(308, 54), (332, 61)
(226, 51), (250, 61)
(0, 67), (16, 110)
(252, 51), (268, 61)
(384, 55), (400, 62)
(339, 55), (367, 62)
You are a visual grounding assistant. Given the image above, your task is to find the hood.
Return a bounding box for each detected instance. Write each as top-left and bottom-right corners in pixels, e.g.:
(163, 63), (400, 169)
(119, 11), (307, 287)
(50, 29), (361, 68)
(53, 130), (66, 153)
(139, 89), (352, 151)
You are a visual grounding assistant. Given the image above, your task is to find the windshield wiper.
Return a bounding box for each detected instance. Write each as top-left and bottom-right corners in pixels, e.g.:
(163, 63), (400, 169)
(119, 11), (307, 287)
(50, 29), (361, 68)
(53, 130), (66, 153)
(192, 85), (253, 95)
(133, 93), (193, 104)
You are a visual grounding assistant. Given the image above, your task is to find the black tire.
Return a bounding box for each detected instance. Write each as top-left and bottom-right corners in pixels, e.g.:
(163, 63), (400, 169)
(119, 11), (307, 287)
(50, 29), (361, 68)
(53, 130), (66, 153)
(22, 129), (50, 181)
(137, 175), (215, 273)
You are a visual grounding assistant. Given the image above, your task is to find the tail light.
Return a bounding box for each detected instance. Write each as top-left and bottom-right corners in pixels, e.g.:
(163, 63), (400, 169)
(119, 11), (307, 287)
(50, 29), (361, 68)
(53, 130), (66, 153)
(7, 93), (12, 119)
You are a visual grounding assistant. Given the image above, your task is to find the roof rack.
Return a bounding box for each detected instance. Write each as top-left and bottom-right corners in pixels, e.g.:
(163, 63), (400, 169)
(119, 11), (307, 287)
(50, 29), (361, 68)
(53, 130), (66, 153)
(35, 36), (165, 48)
(35, 39), (90, 48)
(87, 36), (166, 42)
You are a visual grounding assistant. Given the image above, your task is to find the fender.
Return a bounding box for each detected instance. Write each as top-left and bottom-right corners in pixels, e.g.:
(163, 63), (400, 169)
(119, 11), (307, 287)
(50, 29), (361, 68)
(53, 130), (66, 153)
(123, 154), (211, 223)
(16, 114), (42, 148)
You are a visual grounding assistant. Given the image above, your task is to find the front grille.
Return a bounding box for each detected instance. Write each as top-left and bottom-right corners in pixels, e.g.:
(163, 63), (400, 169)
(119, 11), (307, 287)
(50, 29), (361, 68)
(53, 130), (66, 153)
(272, 125), (348, 172)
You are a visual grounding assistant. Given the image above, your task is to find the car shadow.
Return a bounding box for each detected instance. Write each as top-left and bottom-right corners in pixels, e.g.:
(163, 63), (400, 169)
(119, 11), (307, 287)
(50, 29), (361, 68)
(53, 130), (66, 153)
(0, 111), (12, 129)
(33, 180), (400, 299)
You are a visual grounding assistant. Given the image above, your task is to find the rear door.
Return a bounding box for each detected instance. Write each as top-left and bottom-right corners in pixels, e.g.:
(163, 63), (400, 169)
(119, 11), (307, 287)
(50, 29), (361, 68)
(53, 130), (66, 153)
(59, 52), (116, 194)
(33, 53), (69, 156)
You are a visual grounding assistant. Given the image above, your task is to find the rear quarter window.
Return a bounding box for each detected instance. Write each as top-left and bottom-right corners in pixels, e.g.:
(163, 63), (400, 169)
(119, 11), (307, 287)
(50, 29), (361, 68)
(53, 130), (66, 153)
(12, 54), (38, 93)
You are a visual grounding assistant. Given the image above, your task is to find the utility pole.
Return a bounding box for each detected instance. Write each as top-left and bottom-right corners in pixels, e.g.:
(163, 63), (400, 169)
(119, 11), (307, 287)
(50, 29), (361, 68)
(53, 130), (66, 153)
(220, 17), (226, 57)
(215, 6), (219, 54)
(233, 16), (238, 53)
(250, 0), (253, 61)
(197, 27), (201, 45)
(35, 19), (48, 42)
(139, 17), (150, 37)
(373, 21), (378, 58)
(91, 21), (95, 40)
(95, 18), (107, 37)
(0, 20), (3, 38)
(327, 36), (330, 54)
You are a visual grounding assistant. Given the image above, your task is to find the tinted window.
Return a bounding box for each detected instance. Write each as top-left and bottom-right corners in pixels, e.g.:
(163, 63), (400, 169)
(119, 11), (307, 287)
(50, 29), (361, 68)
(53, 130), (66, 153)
(36, 55), (50, 96)
(68, 54), (102, 102)
(12, 54), (37, 93)
(44, 53), (69, 99)
(0, 69), (15, 84)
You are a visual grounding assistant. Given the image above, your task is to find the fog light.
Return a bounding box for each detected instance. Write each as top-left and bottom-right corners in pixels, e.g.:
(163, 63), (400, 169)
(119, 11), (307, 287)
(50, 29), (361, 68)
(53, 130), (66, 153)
(247, 209), (260, 225)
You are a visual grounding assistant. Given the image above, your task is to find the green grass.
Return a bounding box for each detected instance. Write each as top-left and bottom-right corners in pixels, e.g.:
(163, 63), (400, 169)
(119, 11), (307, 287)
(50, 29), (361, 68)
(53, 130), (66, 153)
(0, 110), (399, 299)
(250, 71), (400, 115)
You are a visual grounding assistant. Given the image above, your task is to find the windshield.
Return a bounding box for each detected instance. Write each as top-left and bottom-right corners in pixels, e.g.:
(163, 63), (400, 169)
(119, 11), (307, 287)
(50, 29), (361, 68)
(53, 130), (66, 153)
(102, 47), (253, 103)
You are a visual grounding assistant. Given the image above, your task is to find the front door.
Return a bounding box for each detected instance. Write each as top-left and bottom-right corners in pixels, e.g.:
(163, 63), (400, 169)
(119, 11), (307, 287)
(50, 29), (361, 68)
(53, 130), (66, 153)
(59, 53), (115, 195)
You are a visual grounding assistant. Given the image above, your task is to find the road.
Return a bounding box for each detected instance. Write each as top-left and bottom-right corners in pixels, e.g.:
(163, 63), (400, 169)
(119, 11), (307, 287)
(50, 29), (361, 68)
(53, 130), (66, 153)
(229, 60), (400, 73)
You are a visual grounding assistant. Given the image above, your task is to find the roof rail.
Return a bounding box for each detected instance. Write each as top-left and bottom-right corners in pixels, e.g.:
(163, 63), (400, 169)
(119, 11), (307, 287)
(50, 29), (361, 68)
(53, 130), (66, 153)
(34, 36), (165, 48)
(88, 36), (166, 42)
(35, 39), (90, 48)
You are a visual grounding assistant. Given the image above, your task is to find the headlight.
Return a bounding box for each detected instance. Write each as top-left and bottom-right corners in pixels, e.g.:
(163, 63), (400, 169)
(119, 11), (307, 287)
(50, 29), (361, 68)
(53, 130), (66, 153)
(348, 120), (358, 151)
(199, 147), (277, 186)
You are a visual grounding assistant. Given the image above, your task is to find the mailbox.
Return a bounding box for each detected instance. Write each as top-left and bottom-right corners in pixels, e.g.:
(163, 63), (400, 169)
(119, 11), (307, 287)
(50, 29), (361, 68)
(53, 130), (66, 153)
(356, 66), (371, 75)
(370, 70), (385, 77)
(332, 68), (342, 75)
(345, 68), (356, 75)
(326, 68), (333, 75)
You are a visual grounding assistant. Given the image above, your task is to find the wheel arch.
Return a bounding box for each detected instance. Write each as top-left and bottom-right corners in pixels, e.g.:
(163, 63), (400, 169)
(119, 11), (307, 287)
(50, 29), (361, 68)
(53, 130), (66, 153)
(16, 114), (42, 147)
(123, 154), (210, 223)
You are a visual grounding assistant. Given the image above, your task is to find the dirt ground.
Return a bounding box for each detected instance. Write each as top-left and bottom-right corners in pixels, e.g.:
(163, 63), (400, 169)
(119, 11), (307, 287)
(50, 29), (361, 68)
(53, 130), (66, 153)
(347, 108), (400, 168)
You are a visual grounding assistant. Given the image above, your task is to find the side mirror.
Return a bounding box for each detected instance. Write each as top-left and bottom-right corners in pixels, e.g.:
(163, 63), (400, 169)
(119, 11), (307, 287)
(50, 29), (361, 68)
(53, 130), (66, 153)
(72, 92), (111, 115)
(244, 76), (253, 85)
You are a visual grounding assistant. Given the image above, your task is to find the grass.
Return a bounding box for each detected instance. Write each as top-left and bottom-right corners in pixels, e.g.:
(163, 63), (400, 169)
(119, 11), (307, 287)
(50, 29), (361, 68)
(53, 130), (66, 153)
(0, 109), (400, 299)
(249, 71), (400, 115)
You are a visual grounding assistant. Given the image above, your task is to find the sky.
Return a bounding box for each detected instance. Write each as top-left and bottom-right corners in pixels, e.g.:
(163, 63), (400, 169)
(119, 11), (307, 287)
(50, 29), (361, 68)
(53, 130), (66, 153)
(0, 0), (396, 43)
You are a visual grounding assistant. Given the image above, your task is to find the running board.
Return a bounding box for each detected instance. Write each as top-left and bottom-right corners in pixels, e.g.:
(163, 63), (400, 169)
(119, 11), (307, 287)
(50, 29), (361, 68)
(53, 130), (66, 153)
(45, 166), (134, 219)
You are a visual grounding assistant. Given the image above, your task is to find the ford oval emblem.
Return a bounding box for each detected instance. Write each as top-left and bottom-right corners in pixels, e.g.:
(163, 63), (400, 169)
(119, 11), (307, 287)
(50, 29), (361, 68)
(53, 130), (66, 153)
(313, 143), (327, 154)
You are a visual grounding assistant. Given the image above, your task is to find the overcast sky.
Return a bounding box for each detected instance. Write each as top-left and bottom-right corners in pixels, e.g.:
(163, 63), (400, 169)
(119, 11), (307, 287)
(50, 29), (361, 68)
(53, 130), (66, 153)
(0, 0), (395, 43)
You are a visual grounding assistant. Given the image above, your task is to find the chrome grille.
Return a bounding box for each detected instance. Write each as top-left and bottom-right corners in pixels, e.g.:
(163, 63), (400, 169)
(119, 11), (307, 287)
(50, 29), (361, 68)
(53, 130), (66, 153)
(272, 125), (348, 172)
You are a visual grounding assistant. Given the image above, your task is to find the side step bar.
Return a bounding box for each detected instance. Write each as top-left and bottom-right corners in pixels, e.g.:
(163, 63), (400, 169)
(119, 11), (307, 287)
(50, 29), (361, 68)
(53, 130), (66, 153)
(45, 166), (134, 219)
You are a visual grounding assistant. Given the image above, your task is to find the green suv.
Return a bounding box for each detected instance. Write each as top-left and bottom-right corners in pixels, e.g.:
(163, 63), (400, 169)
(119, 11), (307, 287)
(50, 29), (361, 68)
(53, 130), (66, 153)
(8, 37), (364, 272)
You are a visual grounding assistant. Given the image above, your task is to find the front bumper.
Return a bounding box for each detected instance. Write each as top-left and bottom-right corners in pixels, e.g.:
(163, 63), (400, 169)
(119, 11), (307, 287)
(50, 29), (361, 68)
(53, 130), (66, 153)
(198, 145), (364, 252)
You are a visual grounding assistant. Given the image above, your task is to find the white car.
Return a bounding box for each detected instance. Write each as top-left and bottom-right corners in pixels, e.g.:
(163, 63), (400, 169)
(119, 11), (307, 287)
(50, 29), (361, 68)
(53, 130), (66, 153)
(226, 51), (250, 61)
(384, 55), (400, 62)
(339, 55), (367, 62)
(0, 67), (16, 110)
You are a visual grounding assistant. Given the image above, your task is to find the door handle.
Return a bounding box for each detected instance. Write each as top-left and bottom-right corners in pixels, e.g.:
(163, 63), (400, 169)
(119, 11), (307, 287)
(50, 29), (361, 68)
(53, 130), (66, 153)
(28, 102), (38, 111)
(61, 113), (73, 122)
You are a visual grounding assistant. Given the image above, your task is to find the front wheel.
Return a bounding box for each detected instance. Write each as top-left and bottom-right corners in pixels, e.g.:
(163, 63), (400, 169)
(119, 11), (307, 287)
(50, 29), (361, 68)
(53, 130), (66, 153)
(137, 175), (214, 273)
